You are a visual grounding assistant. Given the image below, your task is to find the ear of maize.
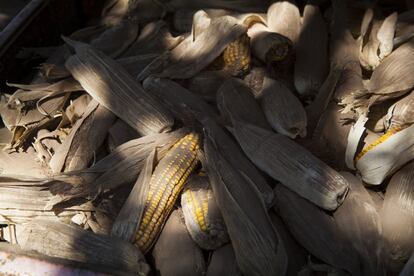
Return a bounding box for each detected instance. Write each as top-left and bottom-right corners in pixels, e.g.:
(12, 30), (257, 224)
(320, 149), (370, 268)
(63, 37), (174, 136)
(181, 174), (229, 250)
(135, 133), (200, 253)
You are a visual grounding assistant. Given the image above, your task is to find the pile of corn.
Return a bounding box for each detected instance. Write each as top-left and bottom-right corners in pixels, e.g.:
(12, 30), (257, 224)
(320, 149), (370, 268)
(2, 0), (414, 275)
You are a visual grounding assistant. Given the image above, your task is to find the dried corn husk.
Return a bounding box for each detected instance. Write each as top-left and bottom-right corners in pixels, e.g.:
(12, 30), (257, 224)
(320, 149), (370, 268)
(173, 9), (197, 33)
(111, 150), (154, 242)
(164, 0), (270, 13)
(18, 220), (150, 275)
(151, 209), (206, 276)
(274, 184), (360, 275)
(243, 66), (266, 97)
(381, 161), (414, 271)
(294, 4), (328, 97)
(137, 16), (247, 81)
(260, 77), (307, 139)
(310, 102), (353, 170)
(49, 129), (187, 203)
(233, 121), (349, 210)
(117, 53), (159, 76)
(49, 100), (116, 173)
(181, 174), (229, 250)
(191, 10), (212, 40)
(63, 37), (174, 136)
(333, 172), (385, 275)
(269, 212), (307, 275)
(356, 123), (414, 184)
(248, 23), (292, 64)
(114, 0), (166, 25)
(217, 78), (270, 129)
(207, 244), (242, 276)
(107, 119), (140, 152)
(0, 148), (50, 178)
(401, 250), (414, 276)
(186, 71), (228, 103)
(122, 21), (183, 57)
(142, 77), (274, 206)
(202, 138), (287, 276)
(267, 1), (301, 44)
(342, 40), (414, 113)
(384, 89), (414, 130)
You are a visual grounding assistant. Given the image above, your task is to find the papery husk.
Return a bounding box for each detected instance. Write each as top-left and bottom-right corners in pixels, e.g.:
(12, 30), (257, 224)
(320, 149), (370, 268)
(63, 37), (174, 136)
(48, 129), (187, 203)
(104, 0), (166, 25)
(202, 138), (287, 276)
(309, 102), (352, 171)
(274, 184), (361, 275)
(233, 121), (349, 210)
(142, 77), (274, 207)
(260, 77), (307, 139)
(107, 119), (140, 152)
(164, 0), (270, 13)
(122, 21), (183, 57)
(269, 212), (308, 275)
(248, 23), (292, 65)
(356, 123), (414, 185)
(49, 100), (116, 173)
(207, 244), (242, 276)
(18, 220), (150, 275)
(151, 209), (206, 276)
(267, 1), (301, 44)
(181, 174), (229, 250)
(217, 78), (270, 129)
(137, 16), (247, 81)
(185, 70), (229, 103)
(117, 53), (159, 76)
(38, 63), (71, 81)
(243, 66), (266, 98)
(345, 114), (368, 170)
(0, 148), (50, 178)
(401, 250), (414, 276)
(342, 40), (414, 114)
(65, 93), (92, 125)
(191, 10), (212, 41)
(384, 89), (414, 130)
(173, 9), (231, 33)
(294, 4), (328, 97)
(333, 172), (385, 275)
(111, 149), (155, 242)
(89, 19), (140, 58)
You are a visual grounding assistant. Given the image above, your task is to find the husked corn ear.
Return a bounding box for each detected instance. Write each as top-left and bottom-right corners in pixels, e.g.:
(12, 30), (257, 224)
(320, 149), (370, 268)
(221, 34), (251, 77)
(181, 174), (229, 250)
(135, 133), (200, 253)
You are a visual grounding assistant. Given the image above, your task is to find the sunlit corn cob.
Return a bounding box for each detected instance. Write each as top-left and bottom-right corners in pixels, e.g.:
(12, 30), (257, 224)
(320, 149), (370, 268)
(355, 126), (401, 161)
(212, 33), (251, 77)
(181, 174), (229, 250)
(135, 133), (200, 253)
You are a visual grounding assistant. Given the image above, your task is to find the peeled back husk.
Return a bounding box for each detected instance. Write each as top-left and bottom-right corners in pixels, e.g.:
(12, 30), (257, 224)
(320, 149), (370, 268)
(137, 16), (247, 81)
(294, 4), (328, 97)
(217, 78), (271, 129)
(206, 243), (242, 276)
(380, 161), (414, 272)
(232, 121), (349, 211)
(202, 137), (287, 276)
(356, 123), (414, 185)
(267, 1), (301, 44)
(260, 77), (307, 139)
(63, 37), (174, 136)
(384, 89), (414, 130)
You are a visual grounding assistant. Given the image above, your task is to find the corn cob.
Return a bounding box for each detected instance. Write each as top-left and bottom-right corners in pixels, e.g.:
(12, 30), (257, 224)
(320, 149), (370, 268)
(135, 133), (200, 253)
(233, 121), (349, 210)
(181, 174), (229, 250)
(63, 37), (174, 136)
(151, 209), (206, 276)
(221, 33), (251, 77)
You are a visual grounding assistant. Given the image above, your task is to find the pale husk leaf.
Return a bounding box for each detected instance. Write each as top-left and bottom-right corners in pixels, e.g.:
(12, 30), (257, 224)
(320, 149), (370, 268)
(267, 1), (301, 44)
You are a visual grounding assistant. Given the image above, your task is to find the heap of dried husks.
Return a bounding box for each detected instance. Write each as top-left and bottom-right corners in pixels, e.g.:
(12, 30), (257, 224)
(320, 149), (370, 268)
(2, 0), (414, 275)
